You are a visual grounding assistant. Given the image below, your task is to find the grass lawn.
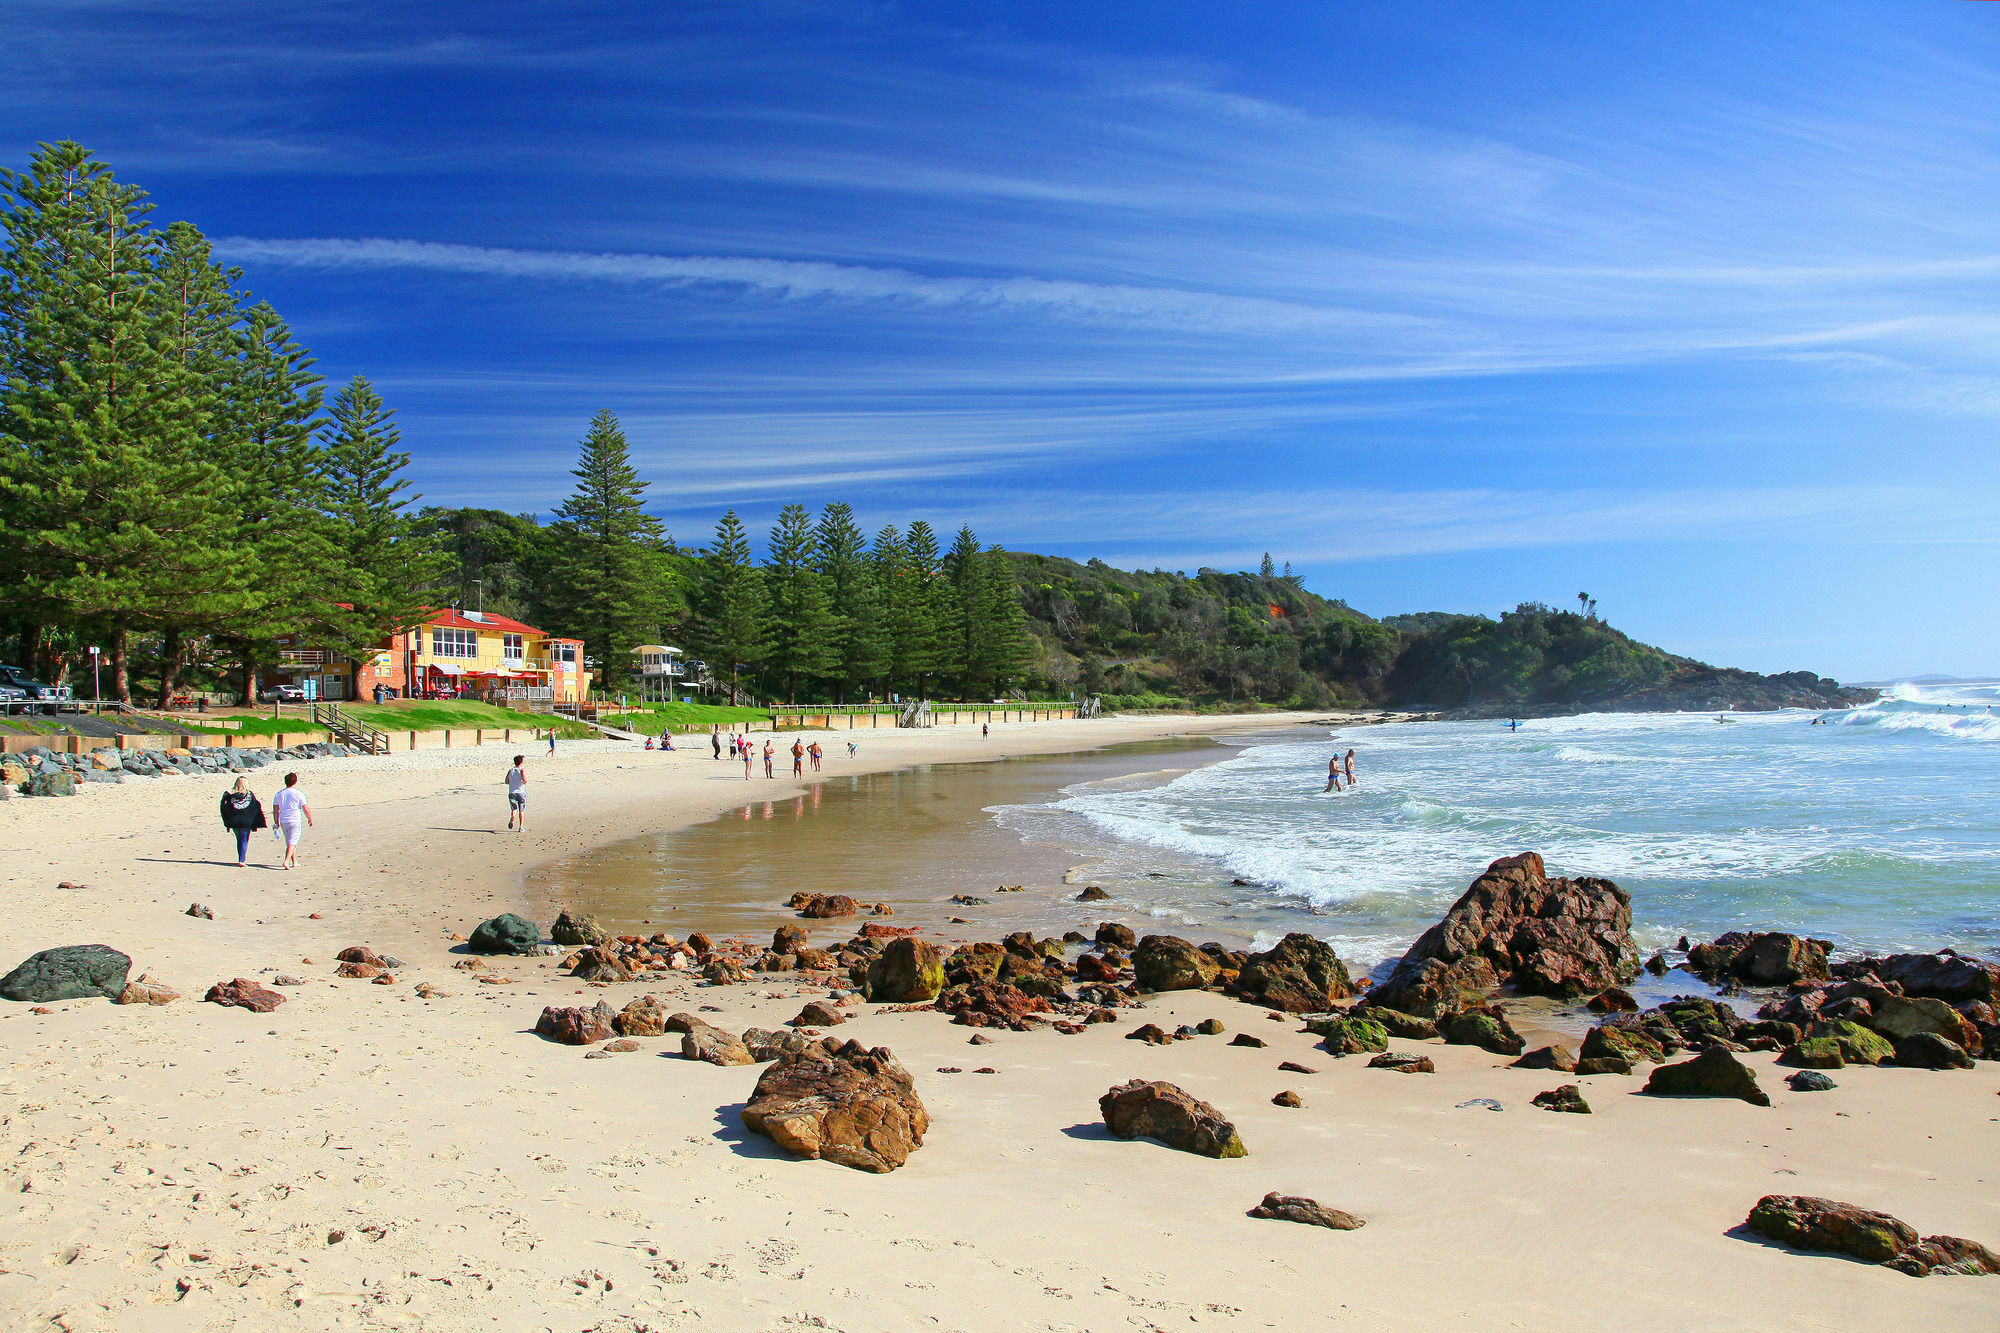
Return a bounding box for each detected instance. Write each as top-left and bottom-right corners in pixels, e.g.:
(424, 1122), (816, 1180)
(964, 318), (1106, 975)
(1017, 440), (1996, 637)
(191, 700), (597, 739)
(597, 701), (770, 730)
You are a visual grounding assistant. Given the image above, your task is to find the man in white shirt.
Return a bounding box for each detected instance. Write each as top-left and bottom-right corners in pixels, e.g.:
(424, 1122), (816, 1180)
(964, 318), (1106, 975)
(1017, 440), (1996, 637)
(272, 772), (312, 870)
(505, 755), (528, 832)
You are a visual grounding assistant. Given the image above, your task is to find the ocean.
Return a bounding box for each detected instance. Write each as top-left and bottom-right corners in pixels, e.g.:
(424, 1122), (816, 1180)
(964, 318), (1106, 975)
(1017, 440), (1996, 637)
(1001, 680), (2000, 970)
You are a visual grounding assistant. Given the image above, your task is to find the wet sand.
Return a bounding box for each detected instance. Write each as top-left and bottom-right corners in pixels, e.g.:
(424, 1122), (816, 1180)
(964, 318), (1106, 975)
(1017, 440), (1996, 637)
(526, 735), (1239, 945)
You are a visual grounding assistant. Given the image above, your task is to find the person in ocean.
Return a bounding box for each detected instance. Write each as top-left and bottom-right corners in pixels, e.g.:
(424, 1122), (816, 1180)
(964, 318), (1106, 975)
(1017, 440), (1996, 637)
(1324, 755), (1343, 792)
(1343, 748), (1356, 785)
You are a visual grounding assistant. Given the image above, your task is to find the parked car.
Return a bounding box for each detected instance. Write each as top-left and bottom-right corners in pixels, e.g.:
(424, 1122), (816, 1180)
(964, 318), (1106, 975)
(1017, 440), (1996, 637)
(0, 665), (73, 714)
(259, 684), (308, 703)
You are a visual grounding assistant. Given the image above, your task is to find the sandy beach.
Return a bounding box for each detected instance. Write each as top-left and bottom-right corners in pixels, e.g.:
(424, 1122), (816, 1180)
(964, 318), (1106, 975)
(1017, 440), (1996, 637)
(1, 712), (1994, 1333)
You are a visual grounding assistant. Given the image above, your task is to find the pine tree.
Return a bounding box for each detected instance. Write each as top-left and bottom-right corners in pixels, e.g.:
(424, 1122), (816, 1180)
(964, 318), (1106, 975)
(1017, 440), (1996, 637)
(901, 520), (951, 695)
(868, 523), (911, 698)
(317, 376), (443, 659)
(942, 524), (982, 694)
(813, 501), (886, 701)
(213, 301), (328, 702)
(696, 509), (766, 704)
(0, 142), (252, 703)
(763, 503), (838, 702)
(537, 409), (676, 692)
(972, 545), (1032, 697)
(1260, 552), (1276, 578)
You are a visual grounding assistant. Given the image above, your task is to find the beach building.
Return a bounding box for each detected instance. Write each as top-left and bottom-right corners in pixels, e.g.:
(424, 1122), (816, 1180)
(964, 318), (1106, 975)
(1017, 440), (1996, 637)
(630, 644), (686, 703)
(272, 610), (592, 704)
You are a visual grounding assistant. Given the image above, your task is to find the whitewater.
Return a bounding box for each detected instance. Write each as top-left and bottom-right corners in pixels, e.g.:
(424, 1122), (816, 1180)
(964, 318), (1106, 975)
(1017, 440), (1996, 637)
(997, 681), (2000, 970)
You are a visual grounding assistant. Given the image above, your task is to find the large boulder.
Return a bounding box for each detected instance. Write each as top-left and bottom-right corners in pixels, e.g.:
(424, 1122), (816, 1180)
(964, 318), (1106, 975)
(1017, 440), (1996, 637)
(1363, 853), (1636, 1015)
(937, 981), (1051, 1030)
(549, 911), (607, 948)
(1234, 933), (1352, 1013)
(28, 770), (76, 797)
(1, 944), (132, 1002)
(1893, 1033), (1974, 1070)
(1099, 1080), (1246, 1158)
(1860, 952), (2000, 1004)
(863, 937), (945, 1003)
(467, 913), (541, 956)
(1580, 1022), (1666, 1068)
(1867, 995), (1982, 1051)
(1132, 936), (1221, 992)
(1746, 1196), (1918, 1264)
(740, 1039), (929, 1172)
(1783, 1018), (1894, 1069)
(792, 893), (859, 919)
(613, 998), (669, 1037)
(1642, 1047), (1770, 1106)
(1308, 1014), (1389, 1056)
(743, 1026), (817, 1062)
(1437, 1007), (1525, 1056)
(1687, 931), (1831, 987)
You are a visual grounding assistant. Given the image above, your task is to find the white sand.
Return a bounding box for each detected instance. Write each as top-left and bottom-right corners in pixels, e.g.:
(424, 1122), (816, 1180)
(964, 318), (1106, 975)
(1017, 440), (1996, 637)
(1, 713), (1995, 1332)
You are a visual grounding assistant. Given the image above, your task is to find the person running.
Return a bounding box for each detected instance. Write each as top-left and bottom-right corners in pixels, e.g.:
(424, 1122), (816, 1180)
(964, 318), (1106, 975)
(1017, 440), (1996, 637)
(272, 772), (312, 870)
(712, 730), (722, 760)
(1324, 755), (1343, 793)
(791, 739), (805, 777)
(218, 777), (266, 867)
(741, 739), (753, 780)
(808, 741), (823, 772)
(1343, 748), (1357, 785)
(504, 754), (528, 831)
(763, 739), (775, 778)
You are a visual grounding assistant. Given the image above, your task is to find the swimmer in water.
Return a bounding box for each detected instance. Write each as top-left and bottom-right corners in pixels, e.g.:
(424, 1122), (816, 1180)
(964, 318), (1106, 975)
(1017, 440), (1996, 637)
(1343, 748), (1356, 786)
(1324, 755), (1343, 793)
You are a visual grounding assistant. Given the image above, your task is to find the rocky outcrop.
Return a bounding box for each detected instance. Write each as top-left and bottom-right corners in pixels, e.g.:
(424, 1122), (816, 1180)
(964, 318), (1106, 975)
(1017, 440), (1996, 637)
(1095, 922), (1136, 950)
(740, 1039), (929, 1172)
(863, 937), (945, 1003)
(1362, 853), (1636, 1017)
(614, 998), (669, 1037)
(1685, 931), (1830, 987)
(203, 978), (285, 1013)
(550, 911), (607, 947)
(742, 1026), (817, 1062)
(570, 948), (635, 982)
(536, 1003), (614, 1045)
(790, 1000), (846, 1028)
(1233, 934), (1352, 1013)
(1747, 1196), (1999, 1276)
(1782, 1018), (1894, 1069)
(1246, 1192), (1363, 1230)
(467, 913), (541, 956)
(1099, 1080), (1246, 1158)
(1642, 1047), (1770, 1106)
(937, 981), (1051, 1030)
(1132, 936), (1220, 992)
(1844, 951), (1999, 1004)
(1, 945), (132, 1002)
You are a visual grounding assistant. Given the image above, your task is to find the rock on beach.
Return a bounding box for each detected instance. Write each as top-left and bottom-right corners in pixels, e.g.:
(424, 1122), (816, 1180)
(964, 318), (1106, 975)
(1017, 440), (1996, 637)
(1099, 1080), (1247, 1158)
(1, 944), (133, 1003)
(740, 1039), (929, 1172)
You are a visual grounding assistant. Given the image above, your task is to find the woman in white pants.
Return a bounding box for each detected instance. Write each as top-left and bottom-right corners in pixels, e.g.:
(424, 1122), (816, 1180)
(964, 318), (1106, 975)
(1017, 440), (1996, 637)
(271, 771), (313, 870)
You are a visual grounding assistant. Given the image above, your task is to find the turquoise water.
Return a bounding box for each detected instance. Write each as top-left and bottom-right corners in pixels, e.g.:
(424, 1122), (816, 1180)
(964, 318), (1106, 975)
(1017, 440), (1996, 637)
(1000, 681), (2000, 968)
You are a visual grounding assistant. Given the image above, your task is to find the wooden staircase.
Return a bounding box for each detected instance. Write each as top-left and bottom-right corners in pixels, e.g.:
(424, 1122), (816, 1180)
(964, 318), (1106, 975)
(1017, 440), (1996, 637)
(311, 702), (390, 755)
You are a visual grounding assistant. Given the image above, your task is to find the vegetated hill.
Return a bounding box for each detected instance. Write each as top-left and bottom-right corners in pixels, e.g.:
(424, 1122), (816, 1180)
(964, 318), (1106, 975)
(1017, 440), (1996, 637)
(1008, 555), (1869, 715)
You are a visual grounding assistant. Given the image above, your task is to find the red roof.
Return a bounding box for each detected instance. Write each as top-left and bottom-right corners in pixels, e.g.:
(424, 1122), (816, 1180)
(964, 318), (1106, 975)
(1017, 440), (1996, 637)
(423, 608), (547, 636)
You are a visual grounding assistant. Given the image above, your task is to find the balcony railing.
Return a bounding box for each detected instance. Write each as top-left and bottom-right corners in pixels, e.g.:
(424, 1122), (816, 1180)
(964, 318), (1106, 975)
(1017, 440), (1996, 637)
(278, 649), (338, 667)
(637, 662), (685, 676)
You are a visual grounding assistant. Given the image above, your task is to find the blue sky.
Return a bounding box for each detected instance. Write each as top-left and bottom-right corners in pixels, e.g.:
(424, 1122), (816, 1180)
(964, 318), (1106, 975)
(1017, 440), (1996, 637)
(6, 1), (1998, 680)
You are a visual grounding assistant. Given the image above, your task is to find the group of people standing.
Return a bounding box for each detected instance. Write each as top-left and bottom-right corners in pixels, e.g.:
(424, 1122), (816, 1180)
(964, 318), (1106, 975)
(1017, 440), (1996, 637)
(716, 731), (824, 780)
(1324, 747), (1358, 793)
(216, 771), (313, 869)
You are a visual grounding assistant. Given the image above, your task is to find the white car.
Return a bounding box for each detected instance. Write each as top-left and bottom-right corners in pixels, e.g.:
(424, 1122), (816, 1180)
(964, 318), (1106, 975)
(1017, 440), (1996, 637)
(259, 684), (308, 703)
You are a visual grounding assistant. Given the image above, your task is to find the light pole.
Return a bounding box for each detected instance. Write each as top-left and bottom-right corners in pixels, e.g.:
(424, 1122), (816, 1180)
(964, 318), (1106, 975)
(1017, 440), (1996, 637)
(89, 645), (100, 707)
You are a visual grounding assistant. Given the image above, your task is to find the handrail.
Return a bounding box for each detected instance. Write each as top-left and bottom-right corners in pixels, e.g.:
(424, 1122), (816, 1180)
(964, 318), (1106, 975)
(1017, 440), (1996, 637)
(311, 701), (390, 755)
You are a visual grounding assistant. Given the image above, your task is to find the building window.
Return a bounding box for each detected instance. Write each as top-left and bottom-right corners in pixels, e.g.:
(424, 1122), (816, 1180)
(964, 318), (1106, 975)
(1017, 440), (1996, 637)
(504, 633), (524, 662)
(431, 627), (478, 658)
(556, 644), (576, 663)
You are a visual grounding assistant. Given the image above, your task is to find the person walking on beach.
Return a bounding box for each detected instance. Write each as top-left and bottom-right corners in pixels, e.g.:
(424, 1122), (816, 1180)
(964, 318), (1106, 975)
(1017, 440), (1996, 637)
(741, 739), (753, 780)
(1343, 748), (1357, 786)
(1324, 755), (1343, 793)
(547, 730), (557, 755)
(219, 778), (266, 867)
(763, 739), (775, 778)
(982, 722), (989, 739)
(791, 739), (805, 778)
(808, 741), (823, 772)
(712, 730), (722, 760)
(504, 754), (528, 832)
(272, 772), (311, 870)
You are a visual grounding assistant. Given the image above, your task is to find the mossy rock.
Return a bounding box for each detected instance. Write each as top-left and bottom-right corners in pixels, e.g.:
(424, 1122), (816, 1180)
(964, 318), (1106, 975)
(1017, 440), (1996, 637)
(468, 913), (542, 956)
(1364, 1007), (1439, 1041)
(1805, 1019), (1894, 1066)
(1307, 1015), (1388, 1056)
(1437, 1009), (1525, 1056)
(1580, 1022), (1665, 1067)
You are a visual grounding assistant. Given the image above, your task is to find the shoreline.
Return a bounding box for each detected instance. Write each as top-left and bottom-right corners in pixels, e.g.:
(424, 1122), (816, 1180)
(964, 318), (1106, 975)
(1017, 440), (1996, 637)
(1, 708), (1995, 1332)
